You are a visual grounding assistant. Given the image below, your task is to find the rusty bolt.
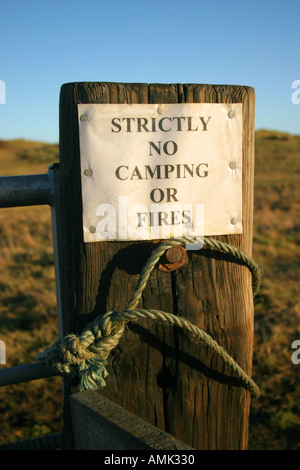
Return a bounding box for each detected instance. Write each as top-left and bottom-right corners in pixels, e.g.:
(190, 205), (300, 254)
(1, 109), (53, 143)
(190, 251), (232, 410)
(165, 246), (183, 263)
(158, 245), (186, 272)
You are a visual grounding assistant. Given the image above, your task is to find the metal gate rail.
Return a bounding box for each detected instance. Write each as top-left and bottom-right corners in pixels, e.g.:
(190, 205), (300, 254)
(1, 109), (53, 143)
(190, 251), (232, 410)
(0, 163), (64, 448)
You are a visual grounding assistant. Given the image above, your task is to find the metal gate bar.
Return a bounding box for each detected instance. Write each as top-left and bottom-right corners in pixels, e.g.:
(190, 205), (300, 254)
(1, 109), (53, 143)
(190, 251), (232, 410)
(0, 361), (60, 387)
(0, 164), (63, 384)
(0, 173), (54, 208)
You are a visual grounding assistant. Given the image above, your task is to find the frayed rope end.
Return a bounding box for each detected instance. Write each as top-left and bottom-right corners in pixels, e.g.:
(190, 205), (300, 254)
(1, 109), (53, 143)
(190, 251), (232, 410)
(79, 358), (109, 391)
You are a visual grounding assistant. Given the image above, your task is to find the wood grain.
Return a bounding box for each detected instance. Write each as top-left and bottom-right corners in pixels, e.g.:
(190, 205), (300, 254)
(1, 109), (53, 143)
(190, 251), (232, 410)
(70, 390), (193, 450)
(59, 82), (255, 449)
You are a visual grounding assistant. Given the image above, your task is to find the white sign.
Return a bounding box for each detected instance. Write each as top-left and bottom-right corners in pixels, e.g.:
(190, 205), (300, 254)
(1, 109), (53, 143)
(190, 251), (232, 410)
(78, 103), (243, 242)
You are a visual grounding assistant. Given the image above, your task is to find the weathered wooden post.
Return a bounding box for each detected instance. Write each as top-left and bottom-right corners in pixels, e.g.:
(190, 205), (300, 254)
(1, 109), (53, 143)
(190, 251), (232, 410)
(57, 82), (256, 450)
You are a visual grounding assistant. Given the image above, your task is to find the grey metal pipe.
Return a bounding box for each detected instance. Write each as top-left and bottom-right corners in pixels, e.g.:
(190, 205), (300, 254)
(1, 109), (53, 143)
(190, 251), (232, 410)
(0, 362), (60, 387)
(0, 173), (54, 208)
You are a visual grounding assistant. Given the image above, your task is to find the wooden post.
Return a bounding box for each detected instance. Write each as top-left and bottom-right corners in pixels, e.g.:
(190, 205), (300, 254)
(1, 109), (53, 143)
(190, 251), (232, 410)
(58, 82), (255, 450)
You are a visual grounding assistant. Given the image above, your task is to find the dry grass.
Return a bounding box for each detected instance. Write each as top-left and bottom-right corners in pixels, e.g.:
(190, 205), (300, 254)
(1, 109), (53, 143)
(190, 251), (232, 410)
(249, 130), (300, 450)
(0, 133), (299, 448)
(0, 141), (62, 443)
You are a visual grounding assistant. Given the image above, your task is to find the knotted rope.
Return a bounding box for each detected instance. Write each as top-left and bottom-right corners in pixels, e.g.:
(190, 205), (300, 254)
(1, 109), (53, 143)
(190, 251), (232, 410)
(38, 237), (261, 398)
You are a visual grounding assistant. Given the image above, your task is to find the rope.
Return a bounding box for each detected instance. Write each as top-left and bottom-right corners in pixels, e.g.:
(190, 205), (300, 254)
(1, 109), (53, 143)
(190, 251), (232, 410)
(38, 237), (261, 398)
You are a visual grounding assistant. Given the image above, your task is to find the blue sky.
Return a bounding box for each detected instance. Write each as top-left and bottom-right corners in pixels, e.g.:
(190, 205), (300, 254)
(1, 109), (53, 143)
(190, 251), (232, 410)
(0, 0), (299, 143)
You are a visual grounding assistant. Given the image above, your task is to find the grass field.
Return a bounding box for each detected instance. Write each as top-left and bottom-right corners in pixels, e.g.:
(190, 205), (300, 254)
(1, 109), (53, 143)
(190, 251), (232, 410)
(249, 130), (300, 450)
(0, 132), (299, 449)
